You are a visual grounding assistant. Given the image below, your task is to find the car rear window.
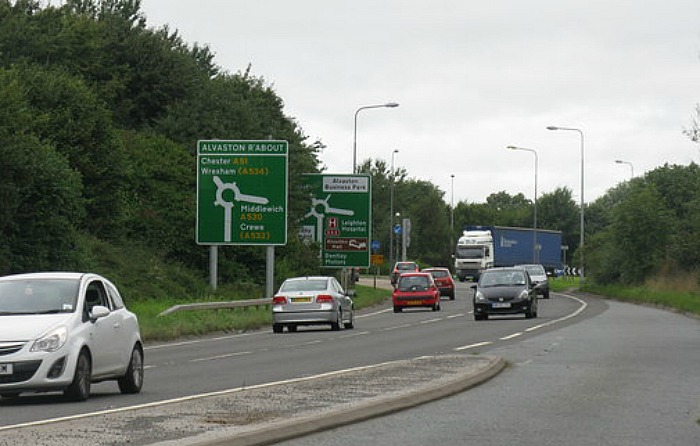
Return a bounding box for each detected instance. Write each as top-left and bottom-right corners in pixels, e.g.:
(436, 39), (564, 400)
(398, 275), (430, 291)
(429, 270), (449, 278)
(397, 263), (417, 271)
(280, 279), (328, 292)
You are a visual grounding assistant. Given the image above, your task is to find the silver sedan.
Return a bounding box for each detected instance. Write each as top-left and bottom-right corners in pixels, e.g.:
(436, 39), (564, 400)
(272, 276), (354, 333)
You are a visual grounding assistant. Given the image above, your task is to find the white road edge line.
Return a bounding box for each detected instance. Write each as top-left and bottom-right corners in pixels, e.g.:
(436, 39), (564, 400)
(0, 358), (426, 433)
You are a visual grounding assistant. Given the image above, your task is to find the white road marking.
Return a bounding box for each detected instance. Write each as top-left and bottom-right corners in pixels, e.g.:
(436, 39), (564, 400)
(455, 341), (493, 351)
(0, 360), (412, 432)
(454, 292), (588, 352)
(189, 351), (253, 363)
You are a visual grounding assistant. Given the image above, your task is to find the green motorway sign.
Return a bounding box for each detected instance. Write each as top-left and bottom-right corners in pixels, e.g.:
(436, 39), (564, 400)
(197, 140), (288, 245)
(300, 174), (371, 268)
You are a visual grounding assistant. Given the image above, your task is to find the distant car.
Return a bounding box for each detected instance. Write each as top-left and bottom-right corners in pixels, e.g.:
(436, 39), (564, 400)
(392, 272), (441, 313)
(517, 264), (550, 298)
(471, 267), (539, 320)
(422, 267), (456, 300)
(390, 261), (420, 286)
(0, 272), (144, 401)
(272, 276), (354, 333)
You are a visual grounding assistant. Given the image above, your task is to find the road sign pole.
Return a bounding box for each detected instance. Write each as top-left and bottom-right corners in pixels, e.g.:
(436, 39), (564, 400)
(266, 246), (274, 298)
(209, 246), (218, 290)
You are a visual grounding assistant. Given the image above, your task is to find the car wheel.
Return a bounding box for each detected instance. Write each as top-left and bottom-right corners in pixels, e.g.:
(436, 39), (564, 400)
(344, 310), (355, 329)
(544, 290), (550, 299)
(118, 345), (144, 394)
(0, 392), (21, 399)
(331, 310), (342, 331)
(449, 292), (455, 301)
(272, 324), (283, 333)
(64, 350), (91, 401)
(288, 325), (298, 332)
(393, 306), (402, 313)
(525, 304), (536, 319)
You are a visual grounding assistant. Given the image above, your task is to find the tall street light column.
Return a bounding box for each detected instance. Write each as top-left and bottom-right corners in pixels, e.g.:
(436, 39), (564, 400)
(547, 126), (585, 286)
(389, 149), (399, 269)
(507, 146), (538, 263)
(450, 174), (455, 234)
(353, 102), (399, 173)
(615, 159), (634, 179)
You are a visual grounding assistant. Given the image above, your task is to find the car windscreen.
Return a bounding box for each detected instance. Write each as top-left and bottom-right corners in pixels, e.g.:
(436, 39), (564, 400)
(479, 271), (526, 287)
(455, 246), (483, 259)
(398, 276), (430, 291)
(279, 279), (328, 293)
(0, 279), (79, 314)
(524, 265), (545, 276)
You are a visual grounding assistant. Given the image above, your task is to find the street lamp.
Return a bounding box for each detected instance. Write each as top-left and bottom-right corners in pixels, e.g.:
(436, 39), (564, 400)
(353, 102), (399, 173)
(615, 159), (634, 178)
(450, 174), (455, 234)
(547, 125), (585, 285)
(507, 146), (538, 263)
(389, 149), (399, 269)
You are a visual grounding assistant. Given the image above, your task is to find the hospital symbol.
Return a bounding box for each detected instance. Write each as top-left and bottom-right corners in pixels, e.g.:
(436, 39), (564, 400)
(304, 195), (353, 242)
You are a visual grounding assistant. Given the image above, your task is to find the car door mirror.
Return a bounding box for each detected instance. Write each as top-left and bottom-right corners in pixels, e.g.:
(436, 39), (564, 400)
(90, 305), (110, 321)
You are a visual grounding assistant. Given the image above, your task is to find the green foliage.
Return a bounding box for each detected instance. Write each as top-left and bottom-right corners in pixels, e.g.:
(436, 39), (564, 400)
(587, 163), (700, 284)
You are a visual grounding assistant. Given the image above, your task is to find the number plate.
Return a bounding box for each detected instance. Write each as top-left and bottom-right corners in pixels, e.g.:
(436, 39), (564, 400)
(0, 363), (13, 375)
(492, 302), (511, 308)
(291, 297), (312, 303)
(406, 299), (424, 306)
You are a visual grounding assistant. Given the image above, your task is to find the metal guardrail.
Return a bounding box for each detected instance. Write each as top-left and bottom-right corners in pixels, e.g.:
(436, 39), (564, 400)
(158, 298), (272, 317)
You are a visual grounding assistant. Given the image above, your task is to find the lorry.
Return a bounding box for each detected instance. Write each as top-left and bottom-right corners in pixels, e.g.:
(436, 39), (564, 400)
(453, 225), (563, 281)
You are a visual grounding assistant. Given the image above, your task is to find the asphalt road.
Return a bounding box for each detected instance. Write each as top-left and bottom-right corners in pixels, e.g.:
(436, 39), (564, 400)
(277, 293), (700, 446)
(0, 279), (592, 428)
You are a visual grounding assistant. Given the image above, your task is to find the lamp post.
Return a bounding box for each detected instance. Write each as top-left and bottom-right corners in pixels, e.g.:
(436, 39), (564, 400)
(547, 125), (585, 285)
(450, 174), (455, 234)
(507, 146), (539, 263)
(615, 159), (634, 179)
(353, 102), (399, 173)
(389, 149), (399, 269)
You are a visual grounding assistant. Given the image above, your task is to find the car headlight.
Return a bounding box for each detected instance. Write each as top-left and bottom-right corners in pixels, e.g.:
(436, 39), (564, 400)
(519, 290), (530, 300)
(31, 326), (68, 352)
(475, 291), (487, 302)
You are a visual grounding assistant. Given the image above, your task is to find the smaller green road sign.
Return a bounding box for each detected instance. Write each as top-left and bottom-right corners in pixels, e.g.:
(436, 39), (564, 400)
(300, 174), (372, 268)
(197, 140), (288, 245)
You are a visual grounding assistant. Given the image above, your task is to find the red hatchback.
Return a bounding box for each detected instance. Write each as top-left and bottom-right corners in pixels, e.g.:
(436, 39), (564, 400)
(392, 272), (441, 313)
(423, 267), (456, 300)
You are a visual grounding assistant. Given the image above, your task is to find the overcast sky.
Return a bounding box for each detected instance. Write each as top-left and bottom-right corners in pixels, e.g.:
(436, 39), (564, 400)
(140, 0), (700, 205)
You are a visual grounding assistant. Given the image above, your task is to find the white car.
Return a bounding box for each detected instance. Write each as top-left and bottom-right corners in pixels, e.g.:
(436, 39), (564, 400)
(0, 272), (144, 401)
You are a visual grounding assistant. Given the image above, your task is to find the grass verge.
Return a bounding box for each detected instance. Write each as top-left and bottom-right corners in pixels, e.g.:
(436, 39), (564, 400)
(134, 284), (392, 342)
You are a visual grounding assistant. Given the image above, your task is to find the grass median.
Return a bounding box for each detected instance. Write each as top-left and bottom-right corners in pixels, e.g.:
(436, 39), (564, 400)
(132, 284), (392, 342)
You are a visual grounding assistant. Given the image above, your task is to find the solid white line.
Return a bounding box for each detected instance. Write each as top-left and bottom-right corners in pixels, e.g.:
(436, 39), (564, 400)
(420, 318), (443, 324)
(0, 359), (411, 433)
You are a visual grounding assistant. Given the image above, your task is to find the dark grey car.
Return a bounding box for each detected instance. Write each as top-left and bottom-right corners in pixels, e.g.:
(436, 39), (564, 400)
(471, 267), (540, 320)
